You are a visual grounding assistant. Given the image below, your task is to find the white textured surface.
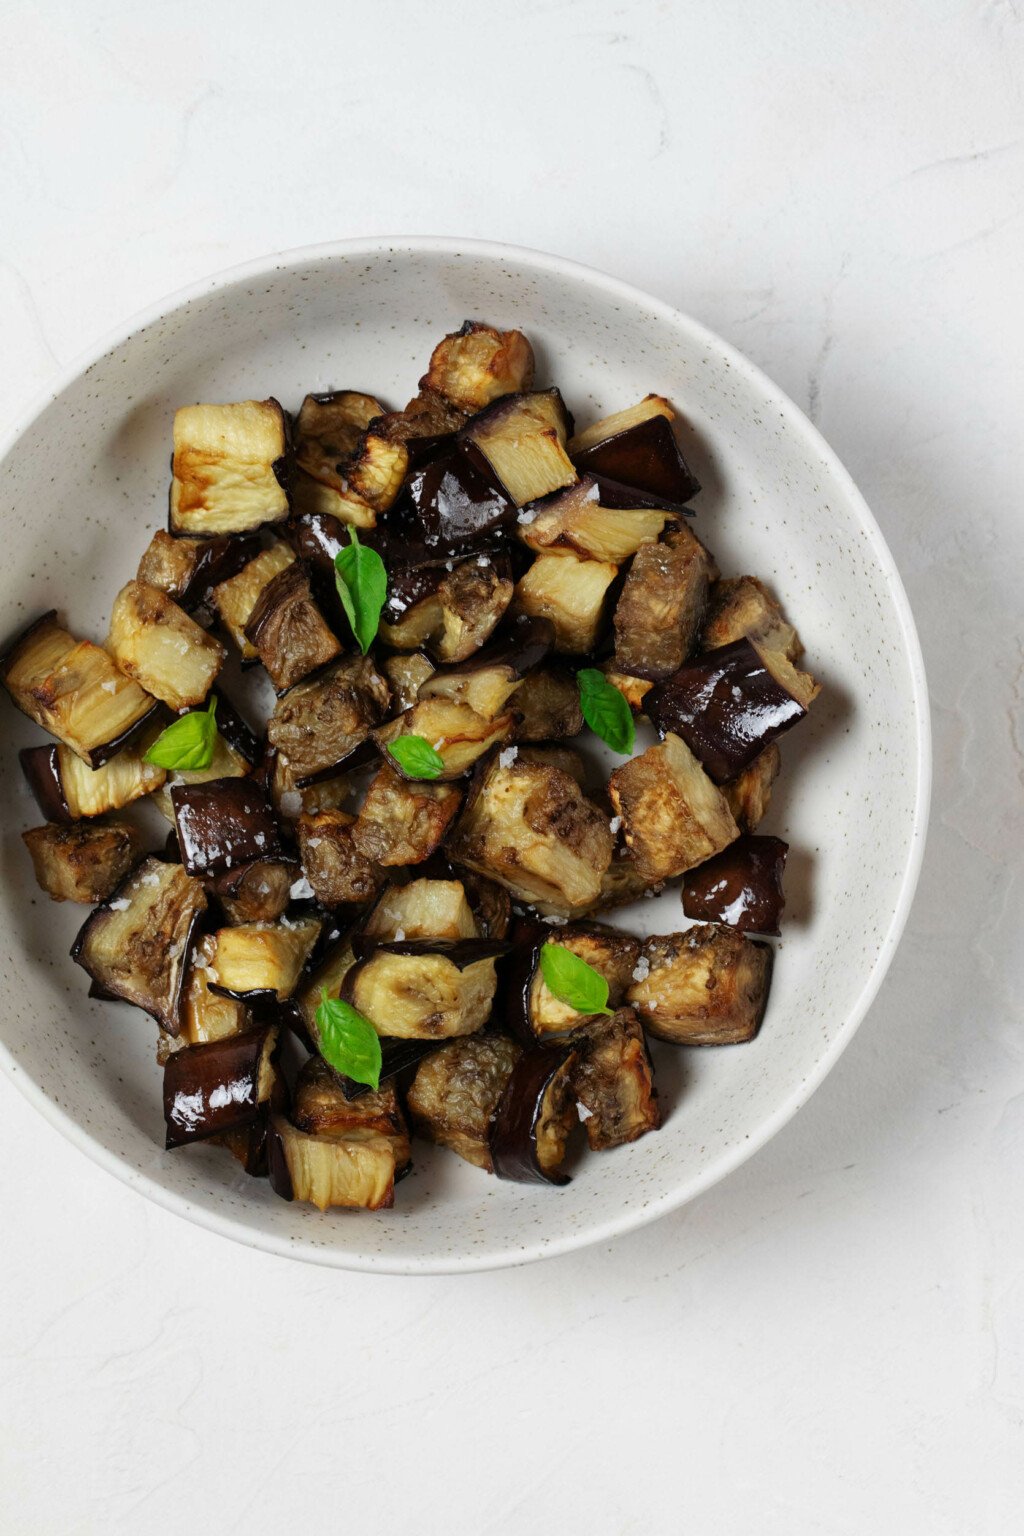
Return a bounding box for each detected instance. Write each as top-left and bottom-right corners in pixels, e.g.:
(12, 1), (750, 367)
(0, 0), (1020, 1529)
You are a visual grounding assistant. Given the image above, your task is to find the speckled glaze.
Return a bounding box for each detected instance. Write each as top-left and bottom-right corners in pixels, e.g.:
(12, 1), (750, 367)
(0, 238), (930, 1274)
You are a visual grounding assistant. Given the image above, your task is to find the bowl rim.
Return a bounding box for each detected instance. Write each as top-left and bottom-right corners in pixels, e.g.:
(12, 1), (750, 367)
(0, 235), (931, 1274)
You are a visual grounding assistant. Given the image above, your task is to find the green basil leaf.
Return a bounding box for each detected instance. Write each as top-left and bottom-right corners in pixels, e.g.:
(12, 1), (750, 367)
(334, 527), (387, 654)
(577, 668), (635, 756)
(387, 734), (445, 780)
(314, 987), (382, 1091)
(539, 943), (614, 1017)
(144, 695), (219, 771)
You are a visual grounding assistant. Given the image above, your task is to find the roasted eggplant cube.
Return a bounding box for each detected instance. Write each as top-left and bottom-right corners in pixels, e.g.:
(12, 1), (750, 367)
(268, 1115), (396, 1210)
(519, 476), (671, 564)
(681, 834), (788, 935)
(508, 668), (583, 742)
(568, 395), (700, 507)
(136, 529), (260, 613)
(488, 1045), (578, 1185)
(22, 819), (144, 904)
(515, 744), (587, 785)
(451, 752), (614, 914)
(346, 947), (498, 1040)
(421, 322), (535, 412)
(266, 656), (390, 783)
(722, 744), (781, 833)
(601, 661), (653, 715)
(163, 1023), (278, 1148)
(375, 698), (515, 781)
(297, 809), (384, 909)
(171, 777), (281, 878)
(1, 611), (157, 767)
(513, 552), (618, 655)
(627, 924), (773, 1045)
(292, 389), (384, 521)
(416, 660), (521, 721)
(362, 878), (480, 941)
(266, 748), (350, 824)
(243, 560), (341, 692)
(21, 736), (165, 822)
(212, 542), (296, 662)
(406, 1034), (522, 1171)
(170, 399), (290, 537)
(293, 1056), (411, 1171)
(609, 732), (739, 883)
(151, 728), (254, 824)
(72, 856), (207, 1034)
(613, 525), (716, 681)
(379, 556), (515, 665)
(586, 840), (663, 914)
(645, 637), (820, 784)
(209, 858), (297, 926)
(352, 762), (462, 867)
(702, 576), (803, 661)
(460, 390), (576, 506)
(211, 915), (321, 999)
(107, 579), (225, 710)
(178, 932), (249, 1046)
(402, 450), (515, 558)
(382, 651), (436, 712)
(572, 1009), (660, 1150)
(515, 926), (641, 1041)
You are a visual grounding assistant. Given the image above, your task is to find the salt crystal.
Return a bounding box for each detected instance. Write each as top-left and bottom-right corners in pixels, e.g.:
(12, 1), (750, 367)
(516, 507), (538, 525)
(542, 914), (567, 926)
(280, 790), (302, 816)
(631, 956), (651, 983)
(609, 815), (622, 834)
(290, 876), (314, 900)
(108, 898), (130, 911)
(393, 927), (406, 941)
(577, 1101), (594, 1122)
(498, 746), (519, 769)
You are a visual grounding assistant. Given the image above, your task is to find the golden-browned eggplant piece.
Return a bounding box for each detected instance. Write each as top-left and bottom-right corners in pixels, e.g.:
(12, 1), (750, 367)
(488, 1044), (579, 1185)
(600, 660), (654, 714)
(372, 388), (467, 449)
(163, 1022), (279, 1148)
(613, 524), (717, 681)
(406, 1034), (522, 1170)
(265, 747), (350, 824)
(702, 576), (804, 661)
(22, 819), (144, 904)
(362, 877), (479, 941)
(243, 560), (341, 692)
(682, 834), (788, 935)
(210, 915), (321, 1000)
(209, 857), (297, 926)
(627, 924), (773, 1045)
(72, 856), (207, 1033)
(379, 555), (514, 664)
(352, 762), (462, 866)
(450, 751), (614, 914)
(504, 921), (641, 1042)
(374, 697), (516, 781)
(296, 809), (384, 909)
(722, 744), (781, 833)
(585, 840), (663, 914)
(211, 541), (296, 662)
(568, 394), (700, 508)
(421, 322), (535, 413)
(106, 579), (225, 710)
(571, 1008), (660, 1150)
(169, 399), (291, 537)
(343, 940), (502, 1040)
(645, 638), (819, 784)
(518, 476), (672, 563)
(136, 529), (262, 613)
(514, 744), (587, 785)
(512, 551), (618, 654)
(382, 651), (436, 712)
(508, 668), (583, 742)
(1, 611), (158, 767)
(176, 932), (249, 1049)
(266, 655), (390, 783)
(460, 390), (576, 506)
(268, 1115), (396, 1210)
(292, 1056), (411, 1171)
(291, 389), (384, 522)
(609, 732), (739, 883)
(416, 659), (522, 720)
(21, 733), (165, 822)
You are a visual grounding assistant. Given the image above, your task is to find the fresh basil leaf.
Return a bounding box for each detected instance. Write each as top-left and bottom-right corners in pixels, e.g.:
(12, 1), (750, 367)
(577, 668), (635, 755)
(144, 695), (219, 771)
(539, 943), (614, 1017)
(387, 734), (444, 780)
(334, 527), (386, 654)
(315, 988), (382, 1091)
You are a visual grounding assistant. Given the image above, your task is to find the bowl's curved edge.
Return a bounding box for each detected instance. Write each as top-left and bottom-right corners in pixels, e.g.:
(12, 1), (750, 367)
(0, 235), (932, 1275)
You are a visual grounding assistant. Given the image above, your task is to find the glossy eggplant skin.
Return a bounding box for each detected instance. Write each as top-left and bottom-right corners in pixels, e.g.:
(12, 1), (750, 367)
(645, 639), (807, 784)
(19, 745), (72, 822)
(163, 1023), (277, 1148)
(499, 918), (548, 1045)
(589, 472), (694, 517)
(572, 414), (700, 508)
(399, 449), (514, 557)
(138, 530), (262, 613)
(205, 688), (262, 769)
(171, 778), (281, 878)
(348, 935), (509, 968)
(488, 1043), (578, 1186)
(681, 834), (788, 935)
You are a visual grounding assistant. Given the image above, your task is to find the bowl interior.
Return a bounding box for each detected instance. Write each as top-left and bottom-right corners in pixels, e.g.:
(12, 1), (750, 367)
(0, 242), (927, 1271)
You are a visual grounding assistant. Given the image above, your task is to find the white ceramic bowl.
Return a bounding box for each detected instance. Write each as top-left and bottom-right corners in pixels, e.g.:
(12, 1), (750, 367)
(0, 238), (929, 1273)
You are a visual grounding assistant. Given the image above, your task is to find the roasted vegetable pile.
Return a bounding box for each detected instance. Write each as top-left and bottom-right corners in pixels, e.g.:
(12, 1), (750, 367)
(1, 321), (819, 1211)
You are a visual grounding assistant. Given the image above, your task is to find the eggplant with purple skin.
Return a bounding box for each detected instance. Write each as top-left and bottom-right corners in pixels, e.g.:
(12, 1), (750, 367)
(645, 638), (820, 784)
(150, 689), (262, 823)
(406, 1034), (522, 1170)
(136, 529), (262, 614)
(22, 819), (144, 904)
(503, 920), (641, 1044)
(488, 1043), (579, 1185)
(517, 474), (673, 564)
(292, 1055), (411, 1172)
(163, 1022), (279, 1147)
(169, 399), (291, 537)
(1, 612), (158, 768)
(568, 395), (700, 509)
(571, 1008), (660, 1151)
(72, 856), (207, 1034)
(265, 655), (390, 785)
(243, 560), (342, 693)
(379, 554), (515, 664)
(21, 730), (165, 822)
(681, 834), (788, 935)
(209, 915), (322, 1001)
(459, 390), (576, 507)
(171, 777), (282, 879)
(397, 449), (515, 558)
(268, 1114), (397, 1210)
(208, 857), (298, 925)
(212, 542), (296, 662)
(291, 390), (385, 523)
